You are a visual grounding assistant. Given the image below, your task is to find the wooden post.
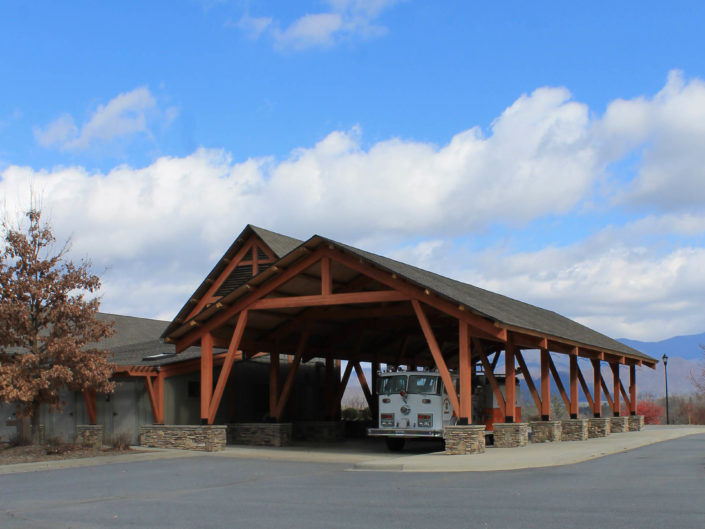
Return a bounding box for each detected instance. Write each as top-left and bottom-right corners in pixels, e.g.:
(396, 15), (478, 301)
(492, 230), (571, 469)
(629, 364), (637, 415)
(156, 372), (165, 424)
(592, 359), (602, 417)
(83, 389), (97, 425)
(458, 321), (471, 424)
(505, 337), (516, 423)
(569, 352), (579, 419)
(611, 363), (621, 416)
(269, 352), (280, 418)
(200, 332), (214, 424)
(540, 347), (550, 420)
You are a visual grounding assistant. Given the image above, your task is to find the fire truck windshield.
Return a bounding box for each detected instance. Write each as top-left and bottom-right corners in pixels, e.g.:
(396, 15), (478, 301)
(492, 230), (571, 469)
(407, 375), (439, 394)
(377, 375), (407, 394)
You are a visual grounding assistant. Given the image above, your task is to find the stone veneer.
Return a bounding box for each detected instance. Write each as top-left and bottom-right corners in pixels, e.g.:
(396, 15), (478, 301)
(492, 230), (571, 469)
(628, 415), (645, 431)
(587, 417), (611, 438)
(227, 422), (292, 447)
(561, 419), (588, 441)
(610, 416), (629, 433)
(76, 425), (104, 448)
(293, 421), (345, 442)
(444, 425), (486, 454)
(140, 425), (226, 451)
(493, 423), (529, 448)
(529, 421), (562, 443)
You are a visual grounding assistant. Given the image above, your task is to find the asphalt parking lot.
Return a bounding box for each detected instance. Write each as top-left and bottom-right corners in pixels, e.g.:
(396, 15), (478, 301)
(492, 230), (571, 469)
(1, 432), (704, 529)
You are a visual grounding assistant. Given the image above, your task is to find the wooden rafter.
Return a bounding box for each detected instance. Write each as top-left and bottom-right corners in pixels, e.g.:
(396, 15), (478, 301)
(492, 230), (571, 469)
(273, 325), (311, 420)
(576, 361), (594, 411)
(352, 361), (374, 411)
(412, 300), (460, 416)
(207, 310), (249, 424)
(250, 290), (409, 310)
(474, 337), (506, 416)
(515, 349), (542, 414)
(547, 352), (571, 413)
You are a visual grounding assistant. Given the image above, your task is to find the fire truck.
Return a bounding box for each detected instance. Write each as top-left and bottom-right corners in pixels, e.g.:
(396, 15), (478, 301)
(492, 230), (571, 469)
(367, 369), (518, 451)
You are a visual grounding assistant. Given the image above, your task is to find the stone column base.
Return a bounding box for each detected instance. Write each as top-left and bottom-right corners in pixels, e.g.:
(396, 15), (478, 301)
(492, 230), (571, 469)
(293, 421), (345, 442)
(227, 423), (292, 447)
(587, 417), (611, 438)
(628, 415), (645, 431)
(610, 416), (629, 433)
(529, 421), (562, 443)
(493, 423), (529, 448)
(444, 425), (486, 454)
(140, 425), (226, 451)
(561, 419), (588, 441)
(76, 425), (104, 449)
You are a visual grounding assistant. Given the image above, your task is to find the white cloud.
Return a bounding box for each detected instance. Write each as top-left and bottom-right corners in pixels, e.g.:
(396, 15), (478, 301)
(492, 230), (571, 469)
(237, 0), (401, 50)
(5, 73), (705, 342)
(601, 71), (705, 210)
(33, 87), (174, 151)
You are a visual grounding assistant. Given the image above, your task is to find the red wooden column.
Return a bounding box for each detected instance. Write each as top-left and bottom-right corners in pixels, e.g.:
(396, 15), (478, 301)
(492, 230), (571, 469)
(611, 363), (621, 416)
(269, 352), (280, 419)
(504, 336), (516, 423)
(156, 372), (165, 424)
(592, 359), (602, 417)
(540, 347), (551, 420)
(458, 321), (472, 424)
(629, 364), (637, 415)
(200, 332), (214, 424)
(83, 389), (97, 425)
(569, 351), (579, 419)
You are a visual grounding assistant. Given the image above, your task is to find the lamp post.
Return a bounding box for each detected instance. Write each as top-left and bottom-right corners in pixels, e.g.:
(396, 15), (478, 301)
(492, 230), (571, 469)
(662, 353), (670, 425)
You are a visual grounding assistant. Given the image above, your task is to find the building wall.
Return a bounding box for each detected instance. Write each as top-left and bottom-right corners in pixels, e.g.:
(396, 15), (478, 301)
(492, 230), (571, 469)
(0, 358), (328, 445)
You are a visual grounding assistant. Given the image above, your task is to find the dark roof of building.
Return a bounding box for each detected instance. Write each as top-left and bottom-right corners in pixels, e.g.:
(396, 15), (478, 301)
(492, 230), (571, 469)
(324, 238), (653, 362)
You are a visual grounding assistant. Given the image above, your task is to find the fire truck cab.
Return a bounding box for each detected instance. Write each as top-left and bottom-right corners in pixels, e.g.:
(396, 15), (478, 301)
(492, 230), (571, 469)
(367, 369), (516, 451)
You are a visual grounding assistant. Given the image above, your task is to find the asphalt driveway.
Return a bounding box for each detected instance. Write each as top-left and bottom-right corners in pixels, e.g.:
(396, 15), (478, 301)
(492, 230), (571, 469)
(1, 433), (704, 529)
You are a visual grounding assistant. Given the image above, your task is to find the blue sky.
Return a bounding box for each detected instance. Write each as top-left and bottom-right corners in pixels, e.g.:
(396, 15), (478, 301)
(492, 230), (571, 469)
(2, 1), (705, 345)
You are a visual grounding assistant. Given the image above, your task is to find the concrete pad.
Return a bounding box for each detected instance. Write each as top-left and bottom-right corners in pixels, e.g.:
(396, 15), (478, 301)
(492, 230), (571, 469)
(352, 425), (705, 472)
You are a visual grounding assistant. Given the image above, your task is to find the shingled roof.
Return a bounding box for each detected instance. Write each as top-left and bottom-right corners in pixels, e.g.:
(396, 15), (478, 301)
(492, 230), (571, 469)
(164, 227), (656, 365)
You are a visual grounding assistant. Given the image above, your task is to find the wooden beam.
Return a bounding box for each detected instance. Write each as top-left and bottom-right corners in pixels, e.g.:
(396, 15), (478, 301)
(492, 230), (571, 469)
(335, 361), (355, 409)
(273, 325), (311, 420)
(599, 371), (615, 412)
(208, 310), (249, 424)
(353, 361), (374, 411)
(474, 337), (506, 416)
(611, 363), (621, 416)
(412, 300), (460, 416)
(618, 377), (632, 414)
(547, 353), (571, 413)
(156, 372), (165, 424)
(83, 389), (97, 425)
(175, 250), (324, 352)
(569, 352), (579, 418)
(592, 359), (602, 417)
(145, 376), (162, 424)
(540, 348), (551, 419)
(458, 321), (471, 423)
(324, 248), (507, 342)
(490, 350), (502, 371)
(516, 349), (542, 415)
(576, 362), (594, 411)
(186, 239), (255, 320)
(630, 364), (637, 415)
(200, 332), (214, 423)
(269, 352), (280, 418)
(505, 337), (516, 423)
(250, 290), (409, 310)
(321, 256), (332, 295)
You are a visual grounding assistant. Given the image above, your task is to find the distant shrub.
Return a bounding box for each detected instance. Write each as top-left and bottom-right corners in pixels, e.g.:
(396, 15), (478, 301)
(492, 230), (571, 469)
(637, 400), (664, 424)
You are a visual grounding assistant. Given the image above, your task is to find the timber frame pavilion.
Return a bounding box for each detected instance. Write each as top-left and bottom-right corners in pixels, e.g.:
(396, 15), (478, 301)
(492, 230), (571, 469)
(126, 225), (659, 430)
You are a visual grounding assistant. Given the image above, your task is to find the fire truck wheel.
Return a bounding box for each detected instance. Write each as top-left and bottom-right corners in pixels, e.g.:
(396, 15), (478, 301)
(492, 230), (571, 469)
(385, 438), (406, 452)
